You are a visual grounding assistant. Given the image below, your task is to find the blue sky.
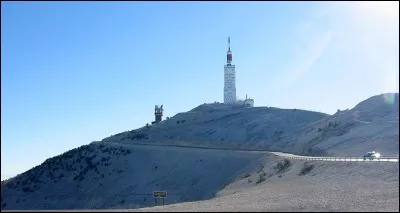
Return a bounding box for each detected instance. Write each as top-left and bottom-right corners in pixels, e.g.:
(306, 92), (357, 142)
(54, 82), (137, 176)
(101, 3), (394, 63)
(1, 1), (399, 180)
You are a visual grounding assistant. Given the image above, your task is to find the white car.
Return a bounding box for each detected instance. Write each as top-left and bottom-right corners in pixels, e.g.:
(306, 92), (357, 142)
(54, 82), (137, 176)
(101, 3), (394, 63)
(363, 151), (381, 160)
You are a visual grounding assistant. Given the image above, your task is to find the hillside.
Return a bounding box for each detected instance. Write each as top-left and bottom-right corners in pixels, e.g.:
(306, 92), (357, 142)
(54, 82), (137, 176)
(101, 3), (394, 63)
(1, 142), (267, 210)
(1, 93), (398, 210)
(133, 158), (399, 212)
(103, 93), (399, 156)
(288, 93), (399, 156)
(102, 105), (330, 154)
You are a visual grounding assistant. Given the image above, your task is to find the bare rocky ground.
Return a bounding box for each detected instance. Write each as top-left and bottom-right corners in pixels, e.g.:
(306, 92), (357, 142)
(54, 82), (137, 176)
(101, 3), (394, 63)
(130, 158), (399, 212)
(1, 143), (268, 210)
(104, 93), (399, 157)
(1, 93), (398, 211)
(1, 144), (398, 211)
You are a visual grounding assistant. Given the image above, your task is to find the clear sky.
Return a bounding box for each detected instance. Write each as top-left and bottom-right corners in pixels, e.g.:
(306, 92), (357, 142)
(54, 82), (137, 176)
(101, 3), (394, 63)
(1, 1), (399, 180)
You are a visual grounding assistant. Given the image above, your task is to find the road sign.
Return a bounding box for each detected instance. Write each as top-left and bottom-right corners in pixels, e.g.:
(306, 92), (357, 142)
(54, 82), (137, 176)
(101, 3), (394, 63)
(153, 191), (167, 198)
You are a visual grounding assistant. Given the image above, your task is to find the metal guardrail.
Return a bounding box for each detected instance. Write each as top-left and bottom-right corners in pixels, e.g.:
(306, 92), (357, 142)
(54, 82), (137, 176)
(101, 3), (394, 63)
(285, 156), (399, 162)
(100, 141), (400, 163)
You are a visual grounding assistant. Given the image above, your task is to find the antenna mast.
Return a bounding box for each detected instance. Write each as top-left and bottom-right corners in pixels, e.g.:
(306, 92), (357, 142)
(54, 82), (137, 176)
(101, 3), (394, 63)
(228, 36), (230, 51)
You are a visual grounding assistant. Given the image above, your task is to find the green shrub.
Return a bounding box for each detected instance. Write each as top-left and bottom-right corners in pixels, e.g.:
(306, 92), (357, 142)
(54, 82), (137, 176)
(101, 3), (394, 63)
(276, 159), (291, 172)
(299, 163), (314, 176)
(257, 165), (264, 173)
(256, 172), (266, 184)
(22, 187), (33, 192)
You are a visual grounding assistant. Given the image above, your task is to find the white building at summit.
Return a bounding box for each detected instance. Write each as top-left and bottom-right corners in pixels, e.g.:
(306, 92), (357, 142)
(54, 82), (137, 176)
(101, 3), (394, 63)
(223, 37), (254, 107)
(224, 37), (236, 104)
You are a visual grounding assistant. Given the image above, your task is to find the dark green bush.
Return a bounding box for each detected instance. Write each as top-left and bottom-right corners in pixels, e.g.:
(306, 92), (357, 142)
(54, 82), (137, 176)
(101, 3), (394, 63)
(276, 159), (291, 172)
(299, 163), (314, 175)
(22, 187), (33, 192)
(256, 172), (266, 184)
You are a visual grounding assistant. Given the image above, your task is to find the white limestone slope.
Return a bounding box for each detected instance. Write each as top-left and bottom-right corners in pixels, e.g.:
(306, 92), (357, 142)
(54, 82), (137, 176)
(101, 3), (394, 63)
(104, 93), (399, 156)
(131, 158), (399, 212)
(1, 142), (267, 210)
(103, 105), (329, 153)
(1, 93), (398, 211)
(293, 93), (399, 156)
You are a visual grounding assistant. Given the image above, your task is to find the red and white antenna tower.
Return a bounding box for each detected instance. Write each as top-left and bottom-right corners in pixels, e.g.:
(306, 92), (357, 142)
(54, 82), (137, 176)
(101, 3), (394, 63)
(227, 37), (232, 65)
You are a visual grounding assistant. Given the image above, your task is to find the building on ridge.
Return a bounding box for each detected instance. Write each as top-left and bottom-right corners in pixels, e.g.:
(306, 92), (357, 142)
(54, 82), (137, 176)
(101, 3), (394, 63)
(223, 37), (255, 107)
(152, 105), (163, 124)
(224, 36), (236, 104)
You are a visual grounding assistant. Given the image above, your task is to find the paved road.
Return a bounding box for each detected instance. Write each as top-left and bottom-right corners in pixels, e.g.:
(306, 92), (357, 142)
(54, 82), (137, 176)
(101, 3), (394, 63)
(2, 142), (398, 213)
(103, 140), (399, 163)
(269, 151), (399, 162)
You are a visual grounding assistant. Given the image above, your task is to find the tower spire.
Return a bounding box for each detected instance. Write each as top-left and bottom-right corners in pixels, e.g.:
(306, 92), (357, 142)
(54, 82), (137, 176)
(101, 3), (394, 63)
(224, 36), (236, 105)
(228, 36), (230, 51)
(227, 36), (232, 64)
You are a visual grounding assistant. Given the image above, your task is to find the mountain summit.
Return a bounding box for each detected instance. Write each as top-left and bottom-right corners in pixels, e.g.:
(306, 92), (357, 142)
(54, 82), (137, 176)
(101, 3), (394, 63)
(1, 93), (398, 210)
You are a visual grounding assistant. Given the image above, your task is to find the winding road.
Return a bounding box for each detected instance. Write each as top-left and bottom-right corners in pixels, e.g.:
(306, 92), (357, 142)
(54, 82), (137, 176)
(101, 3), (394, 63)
(102, 141), (400, 163)
(269, 151), (399, 162)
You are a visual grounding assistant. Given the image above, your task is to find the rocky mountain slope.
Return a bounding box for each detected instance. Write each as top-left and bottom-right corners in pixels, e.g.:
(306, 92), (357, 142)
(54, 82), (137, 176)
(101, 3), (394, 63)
(103, 93), (399, 156)
(102, 105), (329, 154)
(1, 142), (267, 210)
(133, 158), (399, 212)
(1, 93), (398, 210)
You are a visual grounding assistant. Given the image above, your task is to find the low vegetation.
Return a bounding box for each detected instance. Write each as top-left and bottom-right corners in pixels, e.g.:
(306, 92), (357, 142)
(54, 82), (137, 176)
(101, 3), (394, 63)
(176, 120), (186, 124)
(124, 130), (148, 140)
(257, 165), (264, 173)
(256, 172), (266, 184)
(276, 159), (291, 172)
(2, 143), (132, 195)
(299, 162), (315, 176)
